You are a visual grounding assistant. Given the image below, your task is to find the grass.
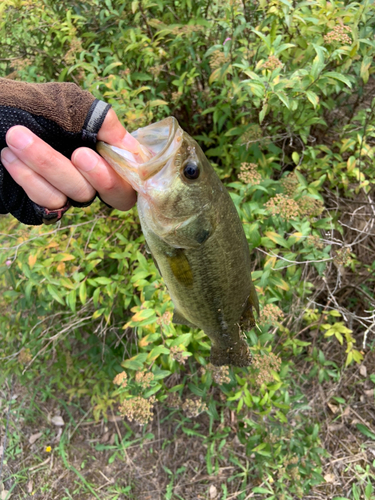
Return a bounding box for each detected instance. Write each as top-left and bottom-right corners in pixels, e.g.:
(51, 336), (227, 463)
(1, 347), (375, 500)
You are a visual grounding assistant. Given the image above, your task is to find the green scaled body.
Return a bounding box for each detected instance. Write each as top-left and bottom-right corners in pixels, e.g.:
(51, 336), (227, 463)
(97, 117), (259, 366)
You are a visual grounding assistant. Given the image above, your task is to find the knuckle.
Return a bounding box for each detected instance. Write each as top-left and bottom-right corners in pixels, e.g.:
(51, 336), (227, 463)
(100, 176), (118, 192)
(42, 193), (66, 209)
(71, 183), (95, 203)
(16, 167), (35, 186)
(33, 150), (58, 172)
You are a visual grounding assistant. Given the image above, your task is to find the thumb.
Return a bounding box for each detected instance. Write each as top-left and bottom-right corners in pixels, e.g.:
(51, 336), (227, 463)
(97, 108), (150, 161)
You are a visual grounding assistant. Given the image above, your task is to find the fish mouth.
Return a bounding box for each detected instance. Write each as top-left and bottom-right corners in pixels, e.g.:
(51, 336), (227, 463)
(97, 117), (183, 190)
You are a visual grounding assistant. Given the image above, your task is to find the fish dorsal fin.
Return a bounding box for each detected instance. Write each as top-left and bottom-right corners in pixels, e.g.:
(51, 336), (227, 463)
(172, 309), (196, 328)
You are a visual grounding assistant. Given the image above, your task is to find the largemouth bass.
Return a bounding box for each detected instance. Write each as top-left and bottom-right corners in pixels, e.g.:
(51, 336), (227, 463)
(97, 117), (259, 366)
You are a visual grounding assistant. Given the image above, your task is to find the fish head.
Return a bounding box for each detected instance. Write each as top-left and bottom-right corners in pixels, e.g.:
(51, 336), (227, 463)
(97, 117), (220, 246)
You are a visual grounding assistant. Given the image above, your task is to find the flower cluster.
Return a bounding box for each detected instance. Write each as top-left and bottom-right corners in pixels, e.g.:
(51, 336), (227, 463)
(281, 173), (299, 197)
(266, 194), (300, 221)
(149, 64), (164, 77)
(171, 91), (182, 102)
(63, 38), (83, 65)
(18, 348), (32, 365)
(12, 57), (32, 73)
(135, 371), (154, 389)
(156, 311), (172, 326)
(170, 345), (187, 365)
(324, 24), (352, 45)
(240, 124), (263, 145)
(298, 196), (324, 217)
(266, 194), (323, 220)
(119, 68), (131, 78)
(229, 0), (243, 7)
(263, 55), (283, 70)
(238, 163), (262, 185)
(209, 50), (230, 70)
(306, 234), (324, 249)
(333, 247), (352, 268)
(252, 351), (281, 386)
(171, 25), (203, 36)
(181, 398), (208, 418)
(119, 396), (155, 425)
(259, 304), (284, 326)
(166, 392), (181, 408)
(113, 371), (128, 388)
(206, 363), (231, 384)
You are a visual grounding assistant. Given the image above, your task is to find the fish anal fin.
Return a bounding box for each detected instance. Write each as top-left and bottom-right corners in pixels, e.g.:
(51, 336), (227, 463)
(249, 284), (260, 316)
(210, 340), (252, 367)
(172, 309), (196, 328)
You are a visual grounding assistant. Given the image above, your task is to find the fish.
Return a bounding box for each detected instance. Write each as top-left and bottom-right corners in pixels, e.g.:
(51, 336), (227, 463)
(97, 117), (259, 366)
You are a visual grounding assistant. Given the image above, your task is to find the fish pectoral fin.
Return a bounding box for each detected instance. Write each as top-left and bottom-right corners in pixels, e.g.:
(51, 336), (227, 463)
(240, 288), (259, 330)
(172, 309), (196, 328)
(166, 248), (194, 287)
(164, 213), (214, 249)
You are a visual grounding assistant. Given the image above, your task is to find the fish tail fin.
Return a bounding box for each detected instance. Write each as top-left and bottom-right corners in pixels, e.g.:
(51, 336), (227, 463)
(210, 339), (252, 367)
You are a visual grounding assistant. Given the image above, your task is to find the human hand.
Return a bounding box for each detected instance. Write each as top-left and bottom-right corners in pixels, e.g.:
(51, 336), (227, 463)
(0, 108), (138, 212)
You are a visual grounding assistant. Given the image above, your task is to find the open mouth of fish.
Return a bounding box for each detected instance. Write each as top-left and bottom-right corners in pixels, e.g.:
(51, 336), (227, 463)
(96, 117), (183, 192)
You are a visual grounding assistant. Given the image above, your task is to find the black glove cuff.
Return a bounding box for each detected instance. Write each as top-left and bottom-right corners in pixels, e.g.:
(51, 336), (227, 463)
(82, 100), (111, 143)
(32, 201), (71, 225)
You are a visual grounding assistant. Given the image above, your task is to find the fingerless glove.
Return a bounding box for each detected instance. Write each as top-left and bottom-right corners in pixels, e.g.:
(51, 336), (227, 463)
(0, 78), (111, 224)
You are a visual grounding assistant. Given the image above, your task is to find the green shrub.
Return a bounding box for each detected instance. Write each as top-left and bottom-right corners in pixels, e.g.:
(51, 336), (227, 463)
(1, 0), (375, 497)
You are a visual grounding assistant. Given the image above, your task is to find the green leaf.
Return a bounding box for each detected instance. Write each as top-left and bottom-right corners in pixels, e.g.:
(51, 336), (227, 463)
(292, 152), (300, 164)
(47, 284), (65, 305)
(147, 345), (170, 361)
(275, 91), (290, 109)
(325, 71), (352, 88)
(79, 281), (87, 305)
(259, 102), (268, 124)
(143, 383), (162, 398)
(122, 353), (148, 370)
(305, 90), (319, 109)
(169, 333), (192, 347)
(252, 487), (273, 494)
(67, 290), (76, 313)
(355, 423), (375, 440)
(264, 231), (289, 248)
(148, 99), (168, 107)
(102, 61), (122, 76)
(95, 277), (113, 285)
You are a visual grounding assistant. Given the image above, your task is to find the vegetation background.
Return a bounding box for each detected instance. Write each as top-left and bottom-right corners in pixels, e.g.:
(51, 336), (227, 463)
(0, 0), (375, 498)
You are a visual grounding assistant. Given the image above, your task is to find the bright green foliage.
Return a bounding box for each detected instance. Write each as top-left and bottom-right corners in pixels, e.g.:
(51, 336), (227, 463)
(1, 0), (375, 498)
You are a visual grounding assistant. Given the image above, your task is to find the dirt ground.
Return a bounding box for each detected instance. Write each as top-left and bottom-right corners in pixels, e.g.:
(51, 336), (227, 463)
(1, 347), (374, 500)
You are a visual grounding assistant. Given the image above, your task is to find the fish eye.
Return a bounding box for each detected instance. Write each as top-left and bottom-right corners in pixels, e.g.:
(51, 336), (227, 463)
(183, 161), (200, 180)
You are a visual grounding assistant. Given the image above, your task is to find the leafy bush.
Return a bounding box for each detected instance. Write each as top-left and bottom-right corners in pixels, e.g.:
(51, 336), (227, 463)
(1, 0), (375, 498)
